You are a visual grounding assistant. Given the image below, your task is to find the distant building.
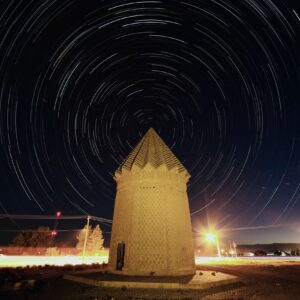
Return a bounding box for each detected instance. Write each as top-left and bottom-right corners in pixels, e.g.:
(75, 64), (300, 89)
(108, 128), (195, 276)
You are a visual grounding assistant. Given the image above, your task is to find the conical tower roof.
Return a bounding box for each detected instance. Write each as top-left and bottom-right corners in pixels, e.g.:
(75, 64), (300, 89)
(116, 128), (190, 177)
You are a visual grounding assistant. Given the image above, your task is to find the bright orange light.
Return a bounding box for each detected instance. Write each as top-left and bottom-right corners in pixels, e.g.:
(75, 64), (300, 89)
(205, 232), (217, 243)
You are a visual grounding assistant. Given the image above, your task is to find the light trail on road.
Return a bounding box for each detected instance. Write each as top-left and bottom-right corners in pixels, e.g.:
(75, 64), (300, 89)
(1, 255), (300, 268)
(195, 256), (300, 265)
(0, 255), (108, 268)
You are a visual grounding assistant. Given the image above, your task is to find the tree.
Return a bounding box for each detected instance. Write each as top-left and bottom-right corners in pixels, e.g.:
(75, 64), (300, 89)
(12, 227), (53, 247)
(76, 224), (104, 255)
(89, 224), (104, 255)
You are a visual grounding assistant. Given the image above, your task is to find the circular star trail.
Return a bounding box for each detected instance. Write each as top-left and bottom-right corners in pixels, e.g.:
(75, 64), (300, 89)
(0, 0), (300, 236)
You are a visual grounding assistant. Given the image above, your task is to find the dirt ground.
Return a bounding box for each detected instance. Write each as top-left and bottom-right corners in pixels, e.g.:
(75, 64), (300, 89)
(1, 263), (300, 299)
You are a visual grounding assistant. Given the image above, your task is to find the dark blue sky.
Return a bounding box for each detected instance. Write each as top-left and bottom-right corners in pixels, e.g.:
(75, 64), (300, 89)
(0, 0), (300, 244)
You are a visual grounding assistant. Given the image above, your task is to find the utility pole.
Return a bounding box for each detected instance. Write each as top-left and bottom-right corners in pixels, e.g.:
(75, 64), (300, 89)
(216, 238), (221, 257)
(82, 215), (91, 260)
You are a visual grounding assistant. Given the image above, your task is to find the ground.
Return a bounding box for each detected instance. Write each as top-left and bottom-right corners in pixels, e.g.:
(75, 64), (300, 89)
(1, 263), (300, 299)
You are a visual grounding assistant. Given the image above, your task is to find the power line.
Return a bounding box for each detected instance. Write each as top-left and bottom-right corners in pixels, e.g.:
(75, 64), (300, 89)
(0, 229), (112, 233)
(0, 229), (82, 232)
(2, 215), (299, 233)
(0, 214), (112, 224)
(220, 222), (300, 232)
(192, 221), (300, 235)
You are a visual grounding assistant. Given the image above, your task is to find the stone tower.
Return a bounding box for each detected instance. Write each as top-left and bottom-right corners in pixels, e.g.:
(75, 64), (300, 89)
(108, 128), (195, 276)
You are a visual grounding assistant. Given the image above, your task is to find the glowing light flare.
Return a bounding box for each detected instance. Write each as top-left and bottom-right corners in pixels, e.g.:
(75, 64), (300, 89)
(202, 229), (221, 257)
(205, 232), (217, 243)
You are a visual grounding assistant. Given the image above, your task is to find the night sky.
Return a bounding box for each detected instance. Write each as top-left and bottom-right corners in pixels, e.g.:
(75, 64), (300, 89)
(0, 0), (300, 245)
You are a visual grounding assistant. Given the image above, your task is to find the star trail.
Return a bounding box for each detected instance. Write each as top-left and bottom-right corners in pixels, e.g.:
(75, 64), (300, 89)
(0, 0), (300, 243)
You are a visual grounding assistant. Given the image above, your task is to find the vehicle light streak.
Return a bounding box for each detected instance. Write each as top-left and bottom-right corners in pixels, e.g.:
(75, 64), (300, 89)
(1, 255), (300, 268)
(195, 256), (300, 265)
(0, 255), (108, 268)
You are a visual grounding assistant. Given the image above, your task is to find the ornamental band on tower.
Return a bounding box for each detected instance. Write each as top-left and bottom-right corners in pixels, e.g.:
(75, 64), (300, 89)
(108, 128), (195, 276)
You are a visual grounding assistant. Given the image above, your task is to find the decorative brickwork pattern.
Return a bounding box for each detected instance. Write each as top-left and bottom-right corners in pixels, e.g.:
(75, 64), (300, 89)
(116, 128), (189, 176)
(108, 129), (195, 276)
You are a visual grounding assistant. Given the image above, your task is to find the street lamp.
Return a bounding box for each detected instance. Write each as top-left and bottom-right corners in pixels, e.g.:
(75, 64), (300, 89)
(205, 231), (221, 257)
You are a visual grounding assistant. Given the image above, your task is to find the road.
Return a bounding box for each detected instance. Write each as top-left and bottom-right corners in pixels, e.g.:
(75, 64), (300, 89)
(0, 255), (108, 267)
(1, 254), (300, 268)
(1, 260), (300, 299)
(200, 263), (300, 283)
(197, 262), (300, 299)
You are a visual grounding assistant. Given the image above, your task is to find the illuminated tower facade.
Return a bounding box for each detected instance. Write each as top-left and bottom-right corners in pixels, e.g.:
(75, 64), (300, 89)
(108, 128), (195, 276)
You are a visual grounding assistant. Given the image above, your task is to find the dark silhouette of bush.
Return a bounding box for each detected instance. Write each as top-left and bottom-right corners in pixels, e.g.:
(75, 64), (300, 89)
(274, 249), (282, 256)
(254, 250), (267, 256)
(11, 227), (53, 247)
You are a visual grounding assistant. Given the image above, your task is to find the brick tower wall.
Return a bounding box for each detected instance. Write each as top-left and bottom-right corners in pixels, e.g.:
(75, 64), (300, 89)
(108, 166), (195, 276)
